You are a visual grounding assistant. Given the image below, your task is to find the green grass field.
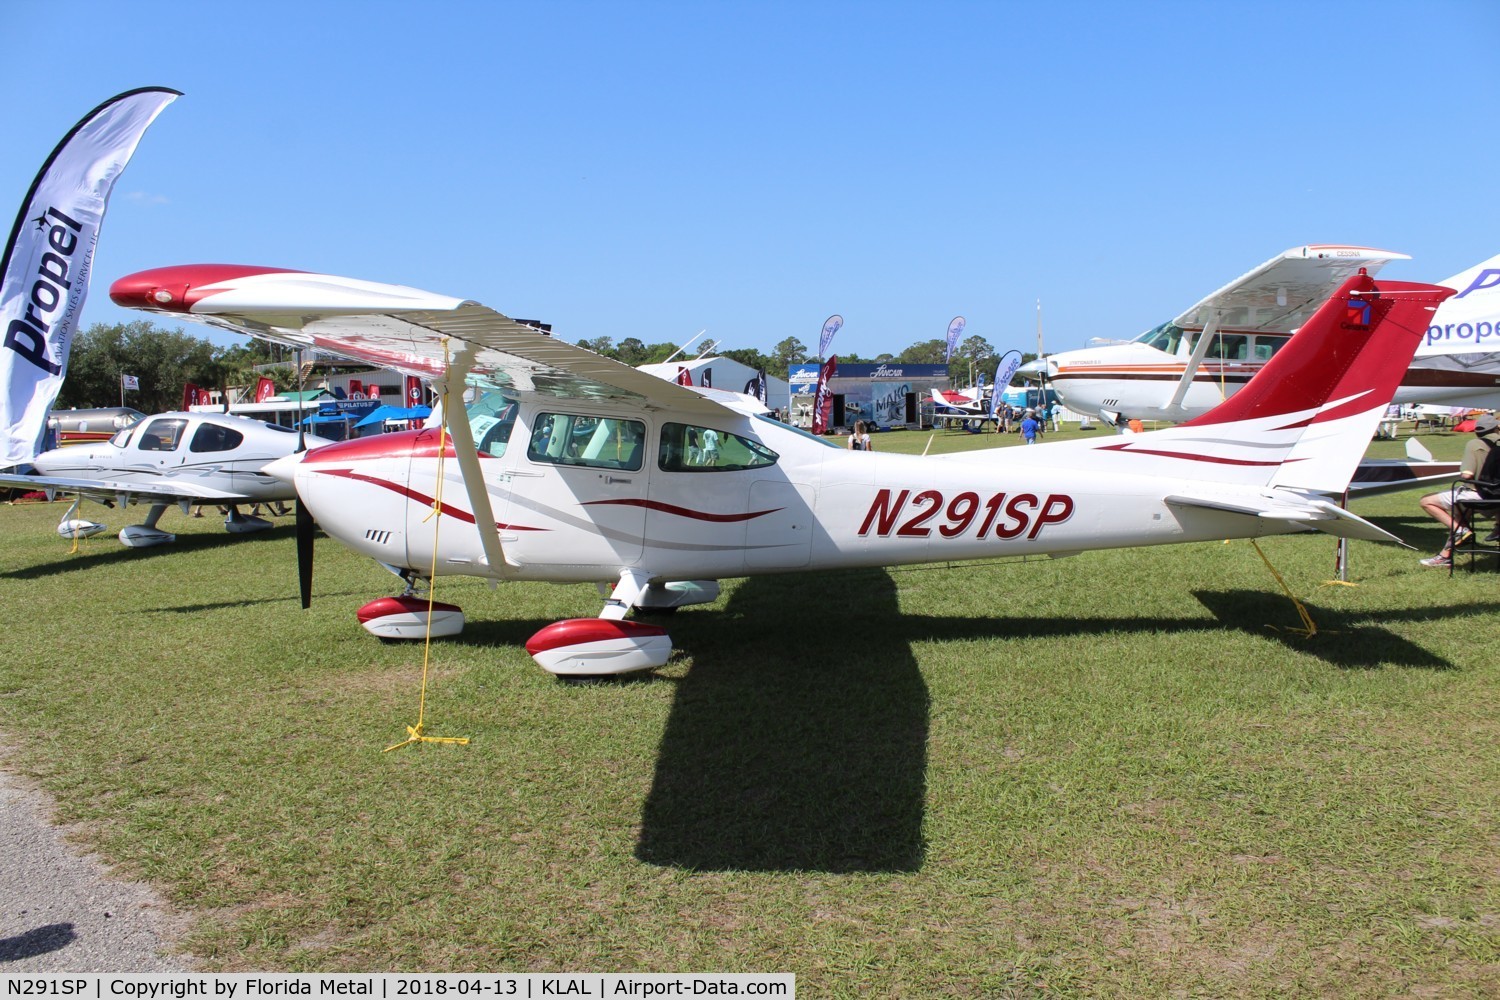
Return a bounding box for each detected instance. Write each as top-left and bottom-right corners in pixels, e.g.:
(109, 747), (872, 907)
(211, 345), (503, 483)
(2, 424), (1497, 995)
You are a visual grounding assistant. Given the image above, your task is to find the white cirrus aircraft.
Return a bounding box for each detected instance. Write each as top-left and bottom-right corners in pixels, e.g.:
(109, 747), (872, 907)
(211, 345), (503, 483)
(109, 263), (1449, 676)
(0, 410), (332, 546)
(1018, 245), (1500, 424)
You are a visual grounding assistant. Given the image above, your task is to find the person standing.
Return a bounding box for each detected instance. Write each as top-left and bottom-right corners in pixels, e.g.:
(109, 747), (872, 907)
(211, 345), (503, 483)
(848, 420), (873, 451)
(1020, 410), (1039, 445)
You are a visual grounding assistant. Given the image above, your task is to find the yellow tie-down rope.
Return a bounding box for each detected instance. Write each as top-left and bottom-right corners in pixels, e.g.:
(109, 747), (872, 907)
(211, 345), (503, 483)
(386, 339), (470, 752)
(1250, 539), (1326, 639)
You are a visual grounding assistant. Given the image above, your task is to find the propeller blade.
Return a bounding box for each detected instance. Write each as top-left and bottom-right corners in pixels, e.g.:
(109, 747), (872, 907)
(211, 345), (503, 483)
(296, 498), (315, 610)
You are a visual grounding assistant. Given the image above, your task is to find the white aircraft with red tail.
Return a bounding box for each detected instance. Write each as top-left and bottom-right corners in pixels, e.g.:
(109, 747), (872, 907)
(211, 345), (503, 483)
(110, 264), (1449, 676)
(1019, 245), (1500, 423)
(0, 411), (332, 546)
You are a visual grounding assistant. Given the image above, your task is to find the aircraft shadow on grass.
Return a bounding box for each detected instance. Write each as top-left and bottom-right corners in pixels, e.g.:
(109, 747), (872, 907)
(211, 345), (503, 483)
(634, 568), (930, 875)
(464, 562), (1488, 874)
(0, 520), (302, 581)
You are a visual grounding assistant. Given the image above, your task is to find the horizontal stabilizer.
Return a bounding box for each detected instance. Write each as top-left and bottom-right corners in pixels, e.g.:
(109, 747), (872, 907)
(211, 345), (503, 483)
(1165, 491), (1405, 545)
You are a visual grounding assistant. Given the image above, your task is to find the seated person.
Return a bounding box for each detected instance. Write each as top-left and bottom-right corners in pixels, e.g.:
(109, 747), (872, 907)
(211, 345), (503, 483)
(1418, 413), (1500, 567)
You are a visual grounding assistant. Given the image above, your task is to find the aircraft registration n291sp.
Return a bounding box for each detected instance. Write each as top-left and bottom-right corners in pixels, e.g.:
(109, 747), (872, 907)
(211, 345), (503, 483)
(111, 264), (1450, 676)
(0, 411), (332, 546)
(1020, 245), (1500, 423)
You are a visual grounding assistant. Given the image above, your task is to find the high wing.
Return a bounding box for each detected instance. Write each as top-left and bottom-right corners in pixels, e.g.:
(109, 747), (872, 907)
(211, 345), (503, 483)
(0, 471), (246, 504)
(109, 266), (734, 418)
(1171, 245), (1410, 333)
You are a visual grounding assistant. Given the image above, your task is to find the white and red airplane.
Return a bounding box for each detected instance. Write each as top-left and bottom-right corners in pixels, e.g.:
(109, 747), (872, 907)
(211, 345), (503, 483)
(109, 263), (1449, 676)
(1018, 245), (1500, 423)
(930, 386), (986, 415)
(0, 410), (331, 546)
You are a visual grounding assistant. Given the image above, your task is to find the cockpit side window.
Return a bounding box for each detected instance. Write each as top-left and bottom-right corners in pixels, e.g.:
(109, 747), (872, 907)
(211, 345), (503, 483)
(189, 423), (245, 453)
(527, 412), (645, 471)
(135, 418), (188, 452)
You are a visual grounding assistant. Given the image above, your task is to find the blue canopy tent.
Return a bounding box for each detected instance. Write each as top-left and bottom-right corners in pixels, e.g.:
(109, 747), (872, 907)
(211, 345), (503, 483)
(353, 405), (432, 429)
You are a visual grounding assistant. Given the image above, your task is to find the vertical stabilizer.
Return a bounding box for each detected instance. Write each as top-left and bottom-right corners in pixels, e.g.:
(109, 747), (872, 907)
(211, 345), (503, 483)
(1183, 272), (1453, 493)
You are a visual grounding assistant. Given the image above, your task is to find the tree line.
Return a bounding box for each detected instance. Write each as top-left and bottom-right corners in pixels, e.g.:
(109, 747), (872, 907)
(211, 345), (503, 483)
(56, 321), (298, 413)
(52, 320), (1040, 412)
(576, 333), (1037, 383)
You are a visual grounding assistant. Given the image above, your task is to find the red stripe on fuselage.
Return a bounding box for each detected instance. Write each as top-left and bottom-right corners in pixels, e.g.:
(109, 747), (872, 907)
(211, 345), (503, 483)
(301, 428), (484, 464)
(582, 498), (783, 522)
(1096, 443), (1295, 468)
(314, 468), (543, 530)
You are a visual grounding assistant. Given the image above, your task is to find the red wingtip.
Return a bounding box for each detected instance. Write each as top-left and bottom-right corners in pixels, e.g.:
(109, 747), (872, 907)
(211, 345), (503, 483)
(109, 264), (304, 312)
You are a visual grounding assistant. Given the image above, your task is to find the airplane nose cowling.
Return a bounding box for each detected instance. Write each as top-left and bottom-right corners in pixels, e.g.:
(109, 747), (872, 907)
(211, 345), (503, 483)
(1015, 358), (1055, 380)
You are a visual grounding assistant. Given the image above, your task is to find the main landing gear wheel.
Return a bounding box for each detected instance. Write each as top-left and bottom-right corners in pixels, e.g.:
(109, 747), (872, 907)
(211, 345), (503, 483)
(526, 619), (672, 677)
(357, 595), (466, 640)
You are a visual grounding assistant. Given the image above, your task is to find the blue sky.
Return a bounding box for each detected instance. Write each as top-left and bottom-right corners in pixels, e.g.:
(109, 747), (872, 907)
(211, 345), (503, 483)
(4, 1), (1498, 363)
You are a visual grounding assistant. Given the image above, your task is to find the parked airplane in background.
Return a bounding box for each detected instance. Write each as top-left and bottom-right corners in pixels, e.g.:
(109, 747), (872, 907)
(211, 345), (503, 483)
(1018, 246), (1500, 423)
(111, 262), (1449, 676)
(930, 386), (986, 414)
(47, 407), (146, 447)
(0, 411), (332, 546)
(928, 386), (999, 429)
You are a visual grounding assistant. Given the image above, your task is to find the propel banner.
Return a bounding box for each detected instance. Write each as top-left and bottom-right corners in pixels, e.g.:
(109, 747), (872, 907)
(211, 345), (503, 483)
(0, 87), (179, 465)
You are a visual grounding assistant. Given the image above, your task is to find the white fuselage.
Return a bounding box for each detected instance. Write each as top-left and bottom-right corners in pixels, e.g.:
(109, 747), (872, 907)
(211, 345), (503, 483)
(32, 411), (329, 502)
(290, 403), (1296, 586)
(1038, 339), (1500, 423)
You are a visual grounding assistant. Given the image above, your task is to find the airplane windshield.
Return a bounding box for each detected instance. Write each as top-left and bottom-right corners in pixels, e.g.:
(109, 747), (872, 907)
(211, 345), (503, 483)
(1134, 321), (1185, 355)
(109, 427), (136, 448)
(466, 390), (519, 456)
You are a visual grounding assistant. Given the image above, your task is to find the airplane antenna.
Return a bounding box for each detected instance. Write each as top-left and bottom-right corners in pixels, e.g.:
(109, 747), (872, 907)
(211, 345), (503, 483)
(662, 330), (707, 365)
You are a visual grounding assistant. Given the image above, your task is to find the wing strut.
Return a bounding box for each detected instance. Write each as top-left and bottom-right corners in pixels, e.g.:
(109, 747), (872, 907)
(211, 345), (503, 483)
(1165, 309), (1223, 414)
(435, 340), (513, 577)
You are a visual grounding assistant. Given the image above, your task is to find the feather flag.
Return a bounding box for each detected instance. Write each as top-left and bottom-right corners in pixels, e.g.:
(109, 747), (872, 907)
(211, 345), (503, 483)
(811, 355), (838, 435)
(819, 315), (843, 359)
(944, 316), (967, 363)
(0, 88), (179, 464)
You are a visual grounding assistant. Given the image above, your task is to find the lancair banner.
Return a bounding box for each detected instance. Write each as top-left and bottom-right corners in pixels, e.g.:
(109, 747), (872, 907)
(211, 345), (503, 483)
(0, 87), (179, 465)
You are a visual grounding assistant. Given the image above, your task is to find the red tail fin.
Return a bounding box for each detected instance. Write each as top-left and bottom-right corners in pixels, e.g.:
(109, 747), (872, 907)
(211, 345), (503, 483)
(1186, 272), (1453, 428)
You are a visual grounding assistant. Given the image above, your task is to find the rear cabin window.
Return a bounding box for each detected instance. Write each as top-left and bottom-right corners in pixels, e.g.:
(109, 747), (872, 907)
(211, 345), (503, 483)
(135, 418), (188, 452)
(527, 413), (645, 471)
(189, 423), (245, 453)
(658, 422), (778, 472)
(1252, 335), (1290, 361)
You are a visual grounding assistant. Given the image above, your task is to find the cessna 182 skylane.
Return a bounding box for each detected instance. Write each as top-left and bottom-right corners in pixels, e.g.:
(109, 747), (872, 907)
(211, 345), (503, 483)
(0, 410), (332, 546)
(1018, 245), (1500, 423)
(109, 263), (1449, 676)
